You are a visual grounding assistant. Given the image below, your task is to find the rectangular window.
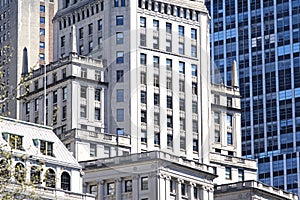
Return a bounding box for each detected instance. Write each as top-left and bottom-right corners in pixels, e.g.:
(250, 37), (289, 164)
(95, 89), (101, 101)
(166, 59), (172, 70)
(227, 114), (232, 126)
(191, 28), (197, 39)
(117, 89), (124, 102)
(40, 28), (45, 35)
(179, 42), (184, 55)
(154, 93), (159, 105)
(166, 22), (172, 33)
(140, 53), (147, 65)
(125, 180), (132, 192)
(153, 37), (159, 49)
(167, 96), (172, 109)
(167, 134), (173, 147)
(62, 105), (67, 119)
(140, 72), (146, 84)
(227, 132), (233, 145)
(81, 68), (87, 78)
(40, 5), (45, 12)
(179, 99), (185, 111)
(153, 56), (159, 68)
(154, 113), (159, 126)
(179, 62), (185, 74)
(95, 70), (101, 81)
(192, 120), (198, 132)
(167, 77), (172, 89)
(140, 33), (146, 46)
(40, 53), (45, 61)
(89, 41), (93, 53)
(40, 140), (53, 156)
(154, 132), (160, 145)
(104, 146), (110, 157)
(178, 25), (184, 36)
(153, 20), (159, 31)
(181, 183), (186, 196)
(179, 80), (185, 92)
(40, 42), (45, 49)
(153, 75), (159, 87)
(107, 182), (115, 195)
(166, 40), (172, 52)
(180, 118), (185, 130)
(114, 0), (119, 7)
(116, 16), (124, 25)
(116, 51), (124, 63)
(192, 82), (197, 95)
(215, 130), (220, 142)
(191, 45), (197, 57)
(141, 91), (147, 103)
(116, 70), (124, 82)
(214, 112), (220, 124)
(117, 128), (124, 136)
(61, 36), (66, 47)
(40, 17), (45, 24)
(141, 177), (148, 190)
(79, 27), (84, 39)
(95, 108), (101, 120)
(141, 110), (147, 123)
(90, 144), (97, 157)
(191, 64), (197, 76)
(63, 87), (67, 100)
(140, 17), (146, 27)
(80, 105), (87, 118)
(116, 32), (124, 44)
(53, 91), (58, 104)
(225, 167), (232, 179)
(121, 0), (125, 6)
(80, 86), (87, 98)
(117, 109), (124, 121)
(141, 130), (147, 143)
(238, 169), (244, 181)
(167, 115), (173, 128)
(2, 133), (23, 150)
(193, 139), (198, 152)
(34, 99), (39, 111)
(88, 23), (93, 35)
(98, 19), (103, 30)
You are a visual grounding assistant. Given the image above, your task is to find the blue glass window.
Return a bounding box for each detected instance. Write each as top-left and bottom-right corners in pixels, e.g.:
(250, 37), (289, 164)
(40, 5), (45, 12)
(40, 17), (45, 24)
(179, 62), (185, 74)
(191, 64), (197, 76)
(178, 25), (184, 36)
(116, 16), (123, 25)
(40, 42), (45, 49)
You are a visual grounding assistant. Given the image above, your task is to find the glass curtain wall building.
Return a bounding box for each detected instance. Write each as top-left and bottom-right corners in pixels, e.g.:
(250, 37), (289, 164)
(206, 0), (300, 195)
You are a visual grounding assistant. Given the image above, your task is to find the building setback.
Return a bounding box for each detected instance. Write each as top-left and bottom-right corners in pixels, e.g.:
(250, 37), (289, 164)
(206, 0), (300, 196)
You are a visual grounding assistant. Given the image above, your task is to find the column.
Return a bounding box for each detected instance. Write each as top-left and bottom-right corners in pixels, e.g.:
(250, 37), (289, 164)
(116, 178), (122, 200)
(132, 175), (139, 200)
(158, 174), (165, 200)
(208, 187), (214, 200)
(200, 185), (208, 200)
(176, 179), (183, 200)
(188, 182), (195, 200)
(165, 176), (171, 200)
(97, 180), (104, 200)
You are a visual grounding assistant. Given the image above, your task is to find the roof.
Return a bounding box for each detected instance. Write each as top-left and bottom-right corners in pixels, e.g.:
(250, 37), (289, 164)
(0, 117), (80, 169)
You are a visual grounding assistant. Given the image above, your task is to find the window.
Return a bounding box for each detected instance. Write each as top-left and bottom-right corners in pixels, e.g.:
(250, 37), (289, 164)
(153, 20), (159, 31)
(153, 56), (159, 67)
(180, 118), (185, 130)
(121, 0), (125, 6)
(114, 0), (119, 7)
(107, 182), (115, 195)
(53, 91), (58, 103)
(227, 133), (233, 145)
(167, 96), (172, 109)
(215, 130), (220, 142)
(116, 16), (124, 25)
(214, 94), (220, 104)
(179, 62), (185, 74)
(192, 82), (197, 95)
(167, 115), (173, 128)
(179, 80), (185, 92)
(167, 78), (172, 89)
(95, 70), (101, 81)
(116, 51), (124, 63)
(214, 112), (220, 124)
(80, 105), (87, 118)
(166, 59), (172, 70)
(62, 86), (67, 99)
(178, 25), (184, 36)
(90, 144), (97, 157)
(238, 169), (244, 181)
(191, 45), (197, 57)
(225, 167), (232, 180)
(192, 120), (198, 132)
(125, 180), (132, 192)
(104, 146), (110, 157)
(95, 89), (101, 101)
(140, 17), (146, 27)
(79, 27), (84, 39)
(40, 5), (45, 12)
(116, 32), (124, 44)
(98, 19), (103, 30)
(62, 105), (67, 119)
(154, 113), (159, 126)
(141, 177), (148, 190)
(153, 37), (159, 49)
(179, 42), (184, 54)
(181, 183), (186, 196)
(180, 99), (185, 111)
(117, 128), (124, 136)
(40, 53), (45, 60)
(153, 75), (159, 87)
(166, 40), (172, 52)
(166, 23), (172, 33)
(89, 41), (93, 53)
(81, 68), (87, 78)
(79, 45), (84, 55)
(117, 89), (124, 102)
(141, 110), (147, 123)
(194, 187), (198, 198)
(140, 53), (147, 65)
(14, 163), (25, 183)
(116, 70), (124, 82)
(40, 140), (54, 156)
(2, 133), (23, 150)
(141, 91), (147, 103)
(61, 172), (71, 191)
(227, 114), (232, 126)
(40, 28), (45, 35)
(193, 139), (198, 152)
(80, 86), (87, 98)
(140, 33), (146, 46)
(167, 134), (173, 147)
(34, 99), (39, 111)
(117, 109), (124, 121)
(95, 108), (101, 120)
(140, 72), (146, 84)
(40, 42), (45, 49)
(30, 166), (41, 184)
(192, 64), (197, 76)
(227, 97), (232, 107)
(40, 17), (45, 24)
(141, 130), (147, 143)
(154, 93), (159, 105)
(86, 23), (92, 35)
(191, 28), (197, 39)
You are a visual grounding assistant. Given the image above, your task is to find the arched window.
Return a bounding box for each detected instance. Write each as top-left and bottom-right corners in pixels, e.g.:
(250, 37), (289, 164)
(30, 166), (41, 184)
(14, 162), (26, 183)
(45, 168), (56, 188)
(61, 171), (71, 191)
(0, 159), (10, 179)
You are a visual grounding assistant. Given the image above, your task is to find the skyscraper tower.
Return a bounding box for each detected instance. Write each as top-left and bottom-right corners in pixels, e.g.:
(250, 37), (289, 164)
(206, 0), (300, 195)
(0, 0), (57, 119)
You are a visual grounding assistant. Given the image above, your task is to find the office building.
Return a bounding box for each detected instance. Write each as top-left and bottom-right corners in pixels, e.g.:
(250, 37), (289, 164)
(0, 116), (94, 200)
(0, 0), (57, 119)
(206, 0), (300, 195)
